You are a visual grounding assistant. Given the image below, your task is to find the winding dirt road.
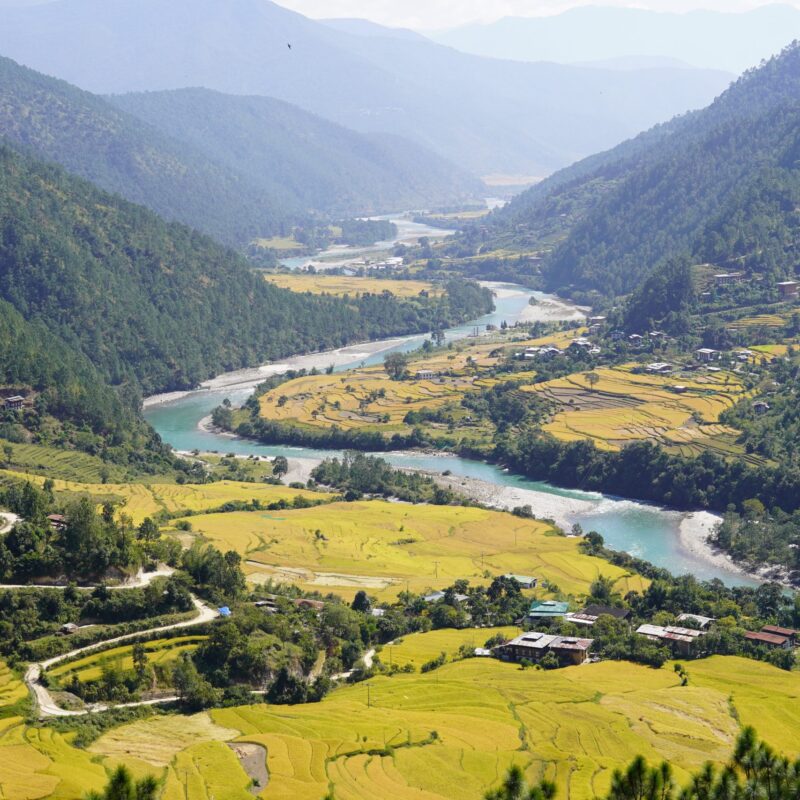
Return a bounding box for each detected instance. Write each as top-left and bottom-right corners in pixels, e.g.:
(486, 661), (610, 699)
(25, 595), (218, 718)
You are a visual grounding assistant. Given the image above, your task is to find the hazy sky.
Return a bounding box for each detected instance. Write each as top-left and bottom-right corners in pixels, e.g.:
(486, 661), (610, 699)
(275, 0), (800, 29)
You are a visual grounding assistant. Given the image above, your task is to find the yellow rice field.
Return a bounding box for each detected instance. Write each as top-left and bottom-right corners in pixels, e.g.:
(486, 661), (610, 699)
(177, 500), (647, 600)
(382, 627), (520, 669)
(264, 274), (441, 298)
(0, 470), (327, 524)
(523, 365), (748, 453)
(49, 636), (208, 684)
(3, 655), (799, 800)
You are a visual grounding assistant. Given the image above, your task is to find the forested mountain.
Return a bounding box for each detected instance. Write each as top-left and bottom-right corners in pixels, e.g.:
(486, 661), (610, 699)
(0, 56), (479, 247)
(108, 89), (482, 218)
(431, 5), (800, 74)
(0, 0), (731, 175)
(0, 55), (292, 247)
(487, 42), (800, 298)
(0, 143), (492, 406)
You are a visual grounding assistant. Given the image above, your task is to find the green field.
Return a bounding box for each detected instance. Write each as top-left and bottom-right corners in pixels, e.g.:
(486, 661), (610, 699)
(177, 500), (647, 600)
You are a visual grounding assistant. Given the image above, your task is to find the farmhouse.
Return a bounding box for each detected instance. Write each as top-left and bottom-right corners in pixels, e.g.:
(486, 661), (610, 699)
(59, 623), (79, 636)
(761, 625), (798, 645)
(676, 613), (716, 630)
(628, 334), (644, 346)
(777, 280), (799, 298)
(415, 370), (436, 381)
(714, 272), (746, 287)
(3, 395), (24, 410)
(526, 600), (569, 621)
(47, 514), (67, 532)
(752, 401), (771, 415)
(503, 574), (538, 589)
(495, 631), (594, 666)
(294, 598), (325, 612)
(696, 348), (721, 363)
(422, 590), (468, 603)
(744, 630), (793, 649)
(646, 362), (673, 374)
(568, 604), (631, 627)
(636, 623), (706, 656)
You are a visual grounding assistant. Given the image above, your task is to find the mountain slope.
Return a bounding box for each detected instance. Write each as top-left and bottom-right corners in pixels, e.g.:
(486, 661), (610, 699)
(488, 43), (800, 298)
(0, 54), (290, 247)
(0, 142), (492, 405)
(107, 88), (483, 216)
(431, 5), (800, 74)
(0, 0), (733, 175)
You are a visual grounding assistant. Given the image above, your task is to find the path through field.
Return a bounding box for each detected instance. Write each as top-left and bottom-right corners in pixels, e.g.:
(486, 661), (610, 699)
(25, 595), (218, 718)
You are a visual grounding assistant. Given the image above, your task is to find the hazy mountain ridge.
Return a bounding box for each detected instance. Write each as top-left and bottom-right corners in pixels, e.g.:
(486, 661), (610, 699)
(107, 88), (483, 217)
(431, 5), (800, 73)
(489, 42), (800, 297)
(0, 54), (480, 247)
(0, 0), (732, 175)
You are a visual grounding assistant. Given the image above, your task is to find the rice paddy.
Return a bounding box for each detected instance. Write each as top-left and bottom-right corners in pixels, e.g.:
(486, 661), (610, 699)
(48, 636), (208, 684)
(0, 470), (327, 524)
(522, 365), (750, 457)
(381, 627), (521, 669)
(264, 274), (441, 298)
(176, 500), (647, 600)
(2, 653), (799, 800)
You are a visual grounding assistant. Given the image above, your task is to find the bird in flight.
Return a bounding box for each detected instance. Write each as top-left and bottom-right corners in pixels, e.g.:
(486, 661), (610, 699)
(288, 43), (292, 49)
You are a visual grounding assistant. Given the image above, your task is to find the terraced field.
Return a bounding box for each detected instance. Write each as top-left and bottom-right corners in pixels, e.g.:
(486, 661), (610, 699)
(0, 470), (327, 524)
(0, 441), (131, 484)
(2, 654), (798, 800)
(177, 500), (647, 600)
(0, 662), (26, 715)
(523, 365), (751, 459)
(49, 636), (208, 684)
(383, 627), (521, 669)
(255, 329), (576, 441)
(264, 274), (441, 298)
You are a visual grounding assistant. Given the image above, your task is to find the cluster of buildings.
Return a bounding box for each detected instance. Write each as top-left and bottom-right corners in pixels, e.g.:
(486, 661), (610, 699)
(711, 271), (800, 299)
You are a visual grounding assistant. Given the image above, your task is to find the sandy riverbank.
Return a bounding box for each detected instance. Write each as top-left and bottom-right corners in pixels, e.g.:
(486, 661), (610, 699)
(143, 338), (418, 409)
(432, 472), (598, 531)
(678, 511), (792, 586)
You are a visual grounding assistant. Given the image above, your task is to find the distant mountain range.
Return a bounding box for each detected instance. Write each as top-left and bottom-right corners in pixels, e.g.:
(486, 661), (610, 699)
(488, 42), (800, 298)
(0, 0), (733, 176)
(431, 5), (800, 74)
(0, 55), (480, 246)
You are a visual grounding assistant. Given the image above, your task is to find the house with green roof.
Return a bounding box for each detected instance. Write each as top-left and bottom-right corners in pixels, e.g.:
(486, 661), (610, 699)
(527, 600), (569, 621)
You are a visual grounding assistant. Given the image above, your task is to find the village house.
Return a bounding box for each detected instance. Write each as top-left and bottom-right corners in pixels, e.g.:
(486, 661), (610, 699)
(646, 362), (673, 375)
(761, 625), (798, 645)
(4, 395), (24, 410)
(609, 330), (626, 341)
(696, 348), (721, 363)
(47, 514), (67, 532)
(495, 631), (594, 666)
(422, 590), (469, 603)
(676, 613), (716, 630)
(752, 401), (771, 415)
(59, 623), (79, 636)
(744, 630), (793, 649)
(628, 334), (644, 346)
(415, 369), (436, 381)
(714, 272), (746, 287)
(777, 280), (799, 298)
(636, 623), (707, 656)
(294, 598), (325, 612)
(503, 574), (538, 589)
(567, 605), (631, 627)
(526, 600), (569, 622)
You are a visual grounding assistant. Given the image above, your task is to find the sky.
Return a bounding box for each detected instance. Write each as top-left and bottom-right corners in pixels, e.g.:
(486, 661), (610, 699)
(274, 0), (800, 29)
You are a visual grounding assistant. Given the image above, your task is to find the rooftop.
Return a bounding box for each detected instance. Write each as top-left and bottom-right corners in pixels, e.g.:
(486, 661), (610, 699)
(528, 600), (569, 617)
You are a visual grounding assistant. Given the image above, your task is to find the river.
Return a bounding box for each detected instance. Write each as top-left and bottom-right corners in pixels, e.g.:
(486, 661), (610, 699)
(145, 277), (758, 587)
